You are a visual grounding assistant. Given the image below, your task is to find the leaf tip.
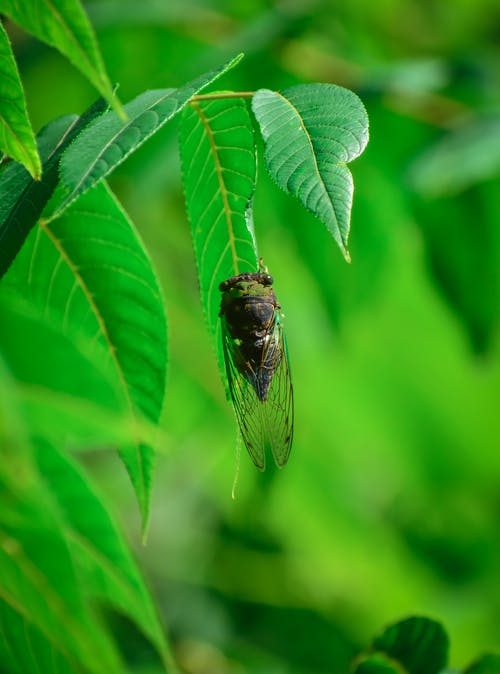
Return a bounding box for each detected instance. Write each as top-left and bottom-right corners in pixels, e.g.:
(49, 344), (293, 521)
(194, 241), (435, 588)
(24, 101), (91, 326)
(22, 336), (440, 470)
(29, 154), (43, 181)
(140, 514), (151, 546)
(343, 247), (352, 263)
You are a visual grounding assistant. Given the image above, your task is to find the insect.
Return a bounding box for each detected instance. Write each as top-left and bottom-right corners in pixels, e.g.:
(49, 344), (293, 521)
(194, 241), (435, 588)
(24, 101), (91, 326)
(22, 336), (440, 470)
(219, 269), (293, 470)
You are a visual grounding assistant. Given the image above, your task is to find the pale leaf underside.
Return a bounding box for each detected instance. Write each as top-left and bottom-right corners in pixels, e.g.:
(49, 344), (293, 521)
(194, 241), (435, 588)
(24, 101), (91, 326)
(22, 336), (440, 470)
(252, 83), (369, 260)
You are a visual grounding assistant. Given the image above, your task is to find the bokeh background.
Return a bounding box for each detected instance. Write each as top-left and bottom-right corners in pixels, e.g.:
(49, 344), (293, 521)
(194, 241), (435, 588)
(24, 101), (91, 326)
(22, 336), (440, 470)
(12, 0), (500, 672)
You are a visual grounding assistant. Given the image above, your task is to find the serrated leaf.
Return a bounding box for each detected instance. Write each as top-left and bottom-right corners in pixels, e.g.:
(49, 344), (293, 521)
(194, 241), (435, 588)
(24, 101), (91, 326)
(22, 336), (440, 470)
(49, 54), (244, 220)
(0, 22), (41, 179)
(0, 99), (108, 280)
(3, 180), (168, 530)
(180, 96), (257, 361)
(252, 83), (369, 261)
(368, 616), (449, 674)
(35, 441), (174, 670)
(0, 0), (120, 113)
(465, 654), (500, 674)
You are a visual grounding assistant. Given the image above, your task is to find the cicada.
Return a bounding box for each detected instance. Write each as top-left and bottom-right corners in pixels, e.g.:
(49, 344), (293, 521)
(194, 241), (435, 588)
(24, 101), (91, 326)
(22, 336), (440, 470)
(219, 270), (293, 470)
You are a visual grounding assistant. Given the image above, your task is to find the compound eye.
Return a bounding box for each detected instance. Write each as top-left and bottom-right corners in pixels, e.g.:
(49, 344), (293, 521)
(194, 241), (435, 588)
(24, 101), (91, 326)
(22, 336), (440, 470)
(219, 280), (229, 291)
(262, 274), (273, 286)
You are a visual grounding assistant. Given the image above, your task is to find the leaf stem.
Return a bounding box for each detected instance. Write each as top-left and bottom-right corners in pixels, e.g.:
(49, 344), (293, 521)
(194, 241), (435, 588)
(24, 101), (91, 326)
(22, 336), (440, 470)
(190, 91), (255, 102)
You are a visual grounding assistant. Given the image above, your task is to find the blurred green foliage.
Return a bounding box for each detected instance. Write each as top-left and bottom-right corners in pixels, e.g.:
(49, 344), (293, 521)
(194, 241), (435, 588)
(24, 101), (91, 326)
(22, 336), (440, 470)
(5, 0), (500, 672)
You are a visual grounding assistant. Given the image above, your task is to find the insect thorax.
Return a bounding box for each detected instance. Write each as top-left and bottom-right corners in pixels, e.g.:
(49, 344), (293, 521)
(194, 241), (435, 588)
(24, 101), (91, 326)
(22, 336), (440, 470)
(222, 296), (277, 341)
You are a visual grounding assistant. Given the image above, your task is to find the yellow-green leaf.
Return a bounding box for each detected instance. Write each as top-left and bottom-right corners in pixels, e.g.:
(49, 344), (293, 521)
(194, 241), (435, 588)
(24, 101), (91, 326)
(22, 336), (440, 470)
(0, 22), (40, 178)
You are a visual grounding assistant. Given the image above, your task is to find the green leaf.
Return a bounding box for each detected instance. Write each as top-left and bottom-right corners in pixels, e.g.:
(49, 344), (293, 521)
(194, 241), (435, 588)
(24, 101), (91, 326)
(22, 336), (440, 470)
(0, 0), (120, 113)
(0, 293), (159, 450)
(0, 372), (124, 674)
(179, 95), (257, 361)
(0, 99), (108, 280)
(0, 355), (173, 673)
(19, 384), (162, 453)
(49, 54), (244, 220)
(411, 181), (499, 354)
(0, 290), (126, 413)
(3, 180), (168, 530)
(363, 616), (449, 674)
(353, 653), (405, 674)
(408, 114), (500, 196)
(464, 654), (500, 674)
(0, 22), (41, 179)
(252, 83), (369, 261)
(0, 600), (74, 674)
(35, 440), (174, 671)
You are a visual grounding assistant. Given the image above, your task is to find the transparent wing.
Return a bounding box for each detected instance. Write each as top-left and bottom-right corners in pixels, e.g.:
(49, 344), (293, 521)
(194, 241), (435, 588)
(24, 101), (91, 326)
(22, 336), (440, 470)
(262, 315), (294, 468)
(221, 314), (293, 470)
(221, 319), (266, 469)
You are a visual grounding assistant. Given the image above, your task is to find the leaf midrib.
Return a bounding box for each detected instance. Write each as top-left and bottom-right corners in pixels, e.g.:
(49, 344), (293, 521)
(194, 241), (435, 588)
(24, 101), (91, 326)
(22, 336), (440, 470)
(51, 90), (178, 220)
(44, 0), (105, 91)
(39, 219), (147, 503)
(191, 100), (240, 274)
(275, 91), (350, 259)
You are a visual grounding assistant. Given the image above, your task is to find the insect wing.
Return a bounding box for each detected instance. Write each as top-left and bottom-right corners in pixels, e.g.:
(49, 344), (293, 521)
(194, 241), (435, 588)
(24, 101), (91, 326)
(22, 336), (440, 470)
(262, 315), (294, 468)
(221, 318), (266, 469)
(221, 314), (293, 469)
